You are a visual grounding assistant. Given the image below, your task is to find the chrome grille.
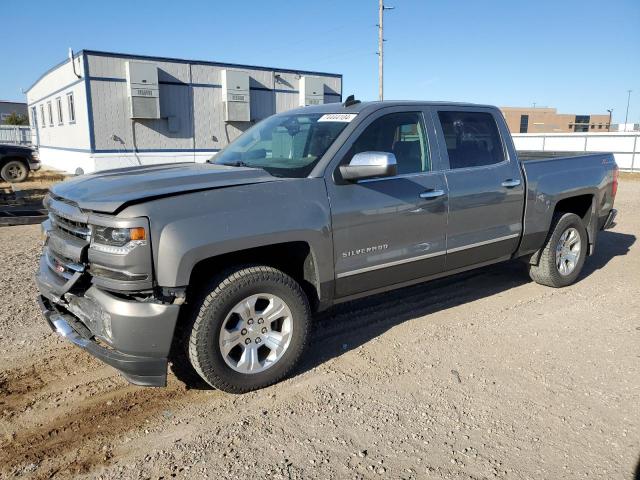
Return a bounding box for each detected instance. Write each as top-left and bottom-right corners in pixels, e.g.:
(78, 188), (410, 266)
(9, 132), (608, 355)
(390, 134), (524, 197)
(49, 212), (91, 241)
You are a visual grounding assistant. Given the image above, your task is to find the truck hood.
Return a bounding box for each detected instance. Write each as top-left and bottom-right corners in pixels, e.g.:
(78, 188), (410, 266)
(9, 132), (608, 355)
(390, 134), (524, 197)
(51, 162), (278, 213)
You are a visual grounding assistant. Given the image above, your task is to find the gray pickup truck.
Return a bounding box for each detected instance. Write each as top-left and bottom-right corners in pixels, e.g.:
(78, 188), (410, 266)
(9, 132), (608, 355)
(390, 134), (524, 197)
(36, 100), (618, 392)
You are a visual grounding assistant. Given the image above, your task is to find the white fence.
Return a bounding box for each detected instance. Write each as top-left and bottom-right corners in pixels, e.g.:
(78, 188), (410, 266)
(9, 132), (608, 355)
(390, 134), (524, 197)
(0, 125), (32, 146)
(512, 132), (640, 172)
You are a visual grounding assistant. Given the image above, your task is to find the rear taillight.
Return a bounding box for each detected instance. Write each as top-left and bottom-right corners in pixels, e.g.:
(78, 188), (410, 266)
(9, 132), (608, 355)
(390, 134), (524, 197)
(612, 166), (619, 198)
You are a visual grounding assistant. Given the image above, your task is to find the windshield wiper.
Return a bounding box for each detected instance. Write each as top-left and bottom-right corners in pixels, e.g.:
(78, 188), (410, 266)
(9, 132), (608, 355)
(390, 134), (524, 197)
(217, 160), (253, 168)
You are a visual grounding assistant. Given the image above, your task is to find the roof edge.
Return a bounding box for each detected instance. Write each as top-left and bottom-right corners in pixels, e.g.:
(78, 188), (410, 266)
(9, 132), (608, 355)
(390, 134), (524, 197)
(80, 49), (342, 79)
(25, 51), (84, 94)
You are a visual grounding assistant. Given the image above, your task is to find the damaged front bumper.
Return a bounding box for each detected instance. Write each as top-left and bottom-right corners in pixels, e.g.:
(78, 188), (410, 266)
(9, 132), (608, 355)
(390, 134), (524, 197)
(36, 253), (180, 387)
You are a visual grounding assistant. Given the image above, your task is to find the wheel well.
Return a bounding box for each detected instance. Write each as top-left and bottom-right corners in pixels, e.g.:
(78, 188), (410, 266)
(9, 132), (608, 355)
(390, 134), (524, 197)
(0, 156), (28, 168)
(554, 194), (593, 224)
(188, 242), (320, 311)
(529, 193), (596, 265)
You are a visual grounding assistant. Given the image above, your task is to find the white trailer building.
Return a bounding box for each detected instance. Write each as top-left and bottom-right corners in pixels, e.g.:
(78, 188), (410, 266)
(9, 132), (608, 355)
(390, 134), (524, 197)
(26, 50), (343, 174)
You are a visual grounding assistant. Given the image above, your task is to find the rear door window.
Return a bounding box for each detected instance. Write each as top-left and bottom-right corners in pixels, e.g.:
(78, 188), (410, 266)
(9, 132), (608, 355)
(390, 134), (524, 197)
(437, 111), (505, 169)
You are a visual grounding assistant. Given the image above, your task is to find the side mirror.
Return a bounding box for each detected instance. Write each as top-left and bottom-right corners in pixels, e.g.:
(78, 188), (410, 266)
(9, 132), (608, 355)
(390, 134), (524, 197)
(339, 151), (397, 182)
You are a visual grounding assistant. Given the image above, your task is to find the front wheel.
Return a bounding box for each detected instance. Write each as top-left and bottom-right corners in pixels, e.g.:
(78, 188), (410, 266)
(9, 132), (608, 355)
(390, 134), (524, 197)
(1, 160), (28, 183)
(528, 212), (588, 288)
(187, 266), (311, 393)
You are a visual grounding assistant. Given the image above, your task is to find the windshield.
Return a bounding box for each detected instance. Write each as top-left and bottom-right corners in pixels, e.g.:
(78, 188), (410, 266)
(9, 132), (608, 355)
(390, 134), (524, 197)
(210, 113), (352, 178)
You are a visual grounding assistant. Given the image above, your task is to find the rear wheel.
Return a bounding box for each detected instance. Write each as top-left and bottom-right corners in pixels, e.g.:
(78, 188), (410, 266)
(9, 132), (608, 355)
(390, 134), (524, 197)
(528, 212), (587, 288)
(187, 266), (310, 393)
(1, 159), (28, 183)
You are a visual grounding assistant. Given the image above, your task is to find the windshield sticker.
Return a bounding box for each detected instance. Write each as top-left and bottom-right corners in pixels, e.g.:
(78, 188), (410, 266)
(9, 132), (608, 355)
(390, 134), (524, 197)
(318, 113), (358, 123)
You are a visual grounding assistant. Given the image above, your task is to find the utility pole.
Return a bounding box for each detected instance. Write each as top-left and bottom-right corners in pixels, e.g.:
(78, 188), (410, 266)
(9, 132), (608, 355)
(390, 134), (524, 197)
(378, 0), (394, 101)
(624, 90), (632, 132)
(607, 109), (613, 132)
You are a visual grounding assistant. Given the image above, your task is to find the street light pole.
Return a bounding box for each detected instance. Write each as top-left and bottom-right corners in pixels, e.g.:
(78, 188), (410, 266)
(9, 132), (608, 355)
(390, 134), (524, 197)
(607, 109), (613, 132)
(377, 0), (394, 101)
(624, 90), (632, 132)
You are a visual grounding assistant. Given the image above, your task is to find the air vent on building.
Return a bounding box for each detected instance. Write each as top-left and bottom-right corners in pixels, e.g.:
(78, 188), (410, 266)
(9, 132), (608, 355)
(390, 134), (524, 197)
(299, 76), (324, 107)
(222, 70), (250, 122)
(126, 61), (160, 119)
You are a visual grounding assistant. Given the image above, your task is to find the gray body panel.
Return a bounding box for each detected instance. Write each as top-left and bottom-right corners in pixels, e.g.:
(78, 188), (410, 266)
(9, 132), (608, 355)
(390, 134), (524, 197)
(34, 100), (618, 386)
(51, 162), (277, 213)
(518, 153), (617, 256)
(122, 178), (334, 289)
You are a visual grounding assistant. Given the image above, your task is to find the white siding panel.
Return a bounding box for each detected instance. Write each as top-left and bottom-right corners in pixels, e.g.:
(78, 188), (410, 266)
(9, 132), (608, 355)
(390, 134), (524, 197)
(26, 54), (91, 153)
(27, 56), (86, 102)
(38, 147), (94, 174)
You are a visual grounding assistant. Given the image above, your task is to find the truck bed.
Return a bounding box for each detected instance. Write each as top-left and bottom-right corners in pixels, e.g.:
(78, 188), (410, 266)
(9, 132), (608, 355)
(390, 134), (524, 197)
(518, 151), (617, 257)
(517, 150), (593, 161)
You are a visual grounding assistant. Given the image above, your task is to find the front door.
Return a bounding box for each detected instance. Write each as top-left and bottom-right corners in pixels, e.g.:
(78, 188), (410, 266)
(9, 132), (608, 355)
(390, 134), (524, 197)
(431, 107), (525, 271)
(327, 108), (449, 297)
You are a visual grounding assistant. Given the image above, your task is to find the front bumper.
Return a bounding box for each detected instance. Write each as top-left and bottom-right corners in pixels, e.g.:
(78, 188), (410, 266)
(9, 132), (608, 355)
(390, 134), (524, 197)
(36, 254), (181, 387)
(28, 160), (41, 171)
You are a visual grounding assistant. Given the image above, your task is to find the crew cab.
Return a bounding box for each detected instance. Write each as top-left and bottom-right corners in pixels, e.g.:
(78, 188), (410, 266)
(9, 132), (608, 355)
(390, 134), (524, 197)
(35, 100), (618, 392)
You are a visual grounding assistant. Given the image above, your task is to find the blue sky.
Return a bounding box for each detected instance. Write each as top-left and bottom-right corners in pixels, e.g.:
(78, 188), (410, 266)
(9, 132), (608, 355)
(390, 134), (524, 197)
(3, 0), (639, 123)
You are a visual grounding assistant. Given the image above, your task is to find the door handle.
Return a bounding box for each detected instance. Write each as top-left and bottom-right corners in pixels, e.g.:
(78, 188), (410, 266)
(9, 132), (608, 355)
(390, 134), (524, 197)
(419, 189), (445, 199)
(501, 179), (521, 188)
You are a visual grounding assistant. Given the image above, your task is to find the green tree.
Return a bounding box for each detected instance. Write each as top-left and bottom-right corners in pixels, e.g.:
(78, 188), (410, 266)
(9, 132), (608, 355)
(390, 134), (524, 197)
(3, 112), (29, 126)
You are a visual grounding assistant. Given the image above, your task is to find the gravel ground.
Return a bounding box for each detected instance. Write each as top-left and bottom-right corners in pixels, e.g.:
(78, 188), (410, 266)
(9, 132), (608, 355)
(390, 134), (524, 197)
(0, 180), (638, 480)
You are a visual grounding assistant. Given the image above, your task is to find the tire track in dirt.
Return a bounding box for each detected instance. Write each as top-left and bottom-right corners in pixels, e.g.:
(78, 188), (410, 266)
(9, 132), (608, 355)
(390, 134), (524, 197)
(310, 263), (525, 344)
(0, 349), (211, 479)
(0, 348), (101, 416)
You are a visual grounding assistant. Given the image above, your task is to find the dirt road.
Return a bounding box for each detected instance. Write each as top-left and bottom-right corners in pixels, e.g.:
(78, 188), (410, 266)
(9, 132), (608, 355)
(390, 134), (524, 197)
(1, 180), (638, 480)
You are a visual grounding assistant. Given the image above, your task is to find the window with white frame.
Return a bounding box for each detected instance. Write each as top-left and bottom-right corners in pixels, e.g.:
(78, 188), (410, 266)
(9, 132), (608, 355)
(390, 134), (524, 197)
(56, 97), (63, 125)
(40, 104), (45, 127)
(47, 101), (53, 127)
(67, 92), (75, 123)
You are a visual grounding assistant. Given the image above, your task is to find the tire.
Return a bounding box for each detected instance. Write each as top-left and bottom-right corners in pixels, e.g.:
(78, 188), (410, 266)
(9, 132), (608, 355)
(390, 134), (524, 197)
(1, 159), (29, 183)
(528, 212), (588, 288)
(187, 265), (311, 393)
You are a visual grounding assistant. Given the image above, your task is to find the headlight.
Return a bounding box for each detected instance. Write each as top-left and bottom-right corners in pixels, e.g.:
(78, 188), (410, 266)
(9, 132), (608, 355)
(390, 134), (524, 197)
(90, 226), (147, 254)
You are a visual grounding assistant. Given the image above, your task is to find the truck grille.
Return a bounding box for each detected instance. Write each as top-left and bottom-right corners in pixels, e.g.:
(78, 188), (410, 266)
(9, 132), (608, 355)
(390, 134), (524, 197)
(43, 194), (91, 283)
(49, 211), (91, 241)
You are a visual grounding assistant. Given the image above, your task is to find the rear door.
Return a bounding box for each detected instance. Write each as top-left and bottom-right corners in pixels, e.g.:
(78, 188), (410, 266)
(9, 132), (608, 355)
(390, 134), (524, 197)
(431, 107), (525, 270)
(326, 107), (448, 297)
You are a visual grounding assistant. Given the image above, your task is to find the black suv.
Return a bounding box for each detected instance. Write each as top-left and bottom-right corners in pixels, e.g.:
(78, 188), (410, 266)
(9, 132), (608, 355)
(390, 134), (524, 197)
(0, 144), (41, 183)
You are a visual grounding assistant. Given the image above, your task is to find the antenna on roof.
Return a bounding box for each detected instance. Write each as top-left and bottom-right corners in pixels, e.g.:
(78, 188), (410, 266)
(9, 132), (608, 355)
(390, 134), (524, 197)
(343, 95), (361, 107)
